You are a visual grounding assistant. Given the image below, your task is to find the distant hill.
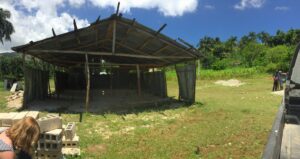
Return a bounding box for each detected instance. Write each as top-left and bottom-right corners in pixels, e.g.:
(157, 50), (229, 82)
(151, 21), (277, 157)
(0, 52), (19, 57)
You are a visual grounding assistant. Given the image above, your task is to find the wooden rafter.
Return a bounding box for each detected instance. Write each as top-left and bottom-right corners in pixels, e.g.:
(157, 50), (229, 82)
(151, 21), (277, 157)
(118, 20), (197, 58)
(27, 49), (193, 60)
(152, 45), (168, 55)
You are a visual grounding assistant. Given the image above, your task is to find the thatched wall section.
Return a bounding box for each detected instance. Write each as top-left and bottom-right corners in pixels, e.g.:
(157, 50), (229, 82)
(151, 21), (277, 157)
(23, 67), (49, 105)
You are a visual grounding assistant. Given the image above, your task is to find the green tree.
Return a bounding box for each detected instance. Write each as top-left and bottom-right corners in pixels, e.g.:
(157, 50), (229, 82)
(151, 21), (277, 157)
(0, 8), (14, 44)
(257, 31), (271, 45)
(240, 42), (267, 67)
(239, 32), (258, 48)
(264, 45), (293, 72)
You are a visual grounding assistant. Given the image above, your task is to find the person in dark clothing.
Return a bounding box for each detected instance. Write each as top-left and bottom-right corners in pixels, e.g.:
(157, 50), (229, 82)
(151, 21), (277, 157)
(273, 71), (279, 91)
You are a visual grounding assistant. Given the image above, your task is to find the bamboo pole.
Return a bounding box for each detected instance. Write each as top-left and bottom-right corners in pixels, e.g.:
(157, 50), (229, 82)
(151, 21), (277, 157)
(85, 53), (90, 113)
(136, 64), (141, 96)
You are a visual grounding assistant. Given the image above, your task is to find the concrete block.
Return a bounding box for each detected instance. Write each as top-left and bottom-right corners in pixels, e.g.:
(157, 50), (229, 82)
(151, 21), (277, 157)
(62, 148), (80, 157)
(40, 129), (63, 142)
(3, 80), (7, 90)
(47, 114), (59, 118)
(37, 140), (62, 151)
(10, 83), (17, 92)
(62, 135), (79, 148)
(38, 116), (62, 133)
(0, 127), (9, 132)
(36, 150), (62, 159)
(64, 122), (76, 140)
(0, 113), (9, 127)
(12, 111), (29, 124)
(1, 112), (18, 127)
(26, 111), (40, 119)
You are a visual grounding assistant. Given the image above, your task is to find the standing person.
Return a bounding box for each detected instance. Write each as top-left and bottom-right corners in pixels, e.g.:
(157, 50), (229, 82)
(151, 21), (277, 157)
(273, 71), (279, 91)
(0, 117), (40, 159)
(278, 71), (283, 90)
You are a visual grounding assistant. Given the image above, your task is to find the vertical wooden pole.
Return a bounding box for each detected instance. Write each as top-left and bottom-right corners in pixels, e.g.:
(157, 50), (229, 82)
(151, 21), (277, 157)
(110, 64), (113, 95)
(85, 53), (90, 113)
(136, 65), (141, 96)
(112, 20), (117, 55)
(197, 59), (201, 80)
(22, 52), (26, 107)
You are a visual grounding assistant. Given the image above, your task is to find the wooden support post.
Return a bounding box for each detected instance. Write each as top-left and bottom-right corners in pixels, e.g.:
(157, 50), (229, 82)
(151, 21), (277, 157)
(197, 60), (201, 80)
(85, 53), (90, 113)
(110, 64), (113, 94)
(136, 65), (141, 96)
(112, 20), (117, 55)
(22, 52), (26, 107)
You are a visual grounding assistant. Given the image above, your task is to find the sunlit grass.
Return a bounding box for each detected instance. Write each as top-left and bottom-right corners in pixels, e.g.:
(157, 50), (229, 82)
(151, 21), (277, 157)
(0, 74), (281, 158)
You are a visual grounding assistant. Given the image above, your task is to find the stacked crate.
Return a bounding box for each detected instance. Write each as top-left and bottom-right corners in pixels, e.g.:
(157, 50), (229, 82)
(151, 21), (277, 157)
(37, 114), (63, 159)
(62, 122), (81, 157)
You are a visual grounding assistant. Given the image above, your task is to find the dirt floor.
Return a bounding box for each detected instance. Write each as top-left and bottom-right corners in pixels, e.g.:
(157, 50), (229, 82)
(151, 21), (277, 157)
(26, 89), (173, 114)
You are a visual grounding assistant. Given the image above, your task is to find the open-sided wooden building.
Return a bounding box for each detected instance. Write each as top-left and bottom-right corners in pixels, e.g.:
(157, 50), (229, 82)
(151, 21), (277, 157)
(12, 12), (201, 113)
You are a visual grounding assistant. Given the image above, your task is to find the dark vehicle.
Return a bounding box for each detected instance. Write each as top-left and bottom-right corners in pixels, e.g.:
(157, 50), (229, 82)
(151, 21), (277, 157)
(262, 43), (300, 159)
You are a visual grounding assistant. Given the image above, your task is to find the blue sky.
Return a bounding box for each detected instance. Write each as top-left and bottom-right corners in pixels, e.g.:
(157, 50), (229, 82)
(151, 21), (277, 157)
(0, 0), (300, 52)
(66, 0), (300, 46)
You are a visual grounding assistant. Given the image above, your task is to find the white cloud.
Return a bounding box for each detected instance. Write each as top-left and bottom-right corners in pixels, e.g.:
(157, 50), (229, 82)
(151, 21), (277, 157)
(68, 0), (86, 8)
(0, 0), (198, 52)
(0, 0), (89, 52)
(88, 0), (198, 16)
(275, 6), (289, 11)
(204, 5), (215, 10)
(234, 0), (265, 10)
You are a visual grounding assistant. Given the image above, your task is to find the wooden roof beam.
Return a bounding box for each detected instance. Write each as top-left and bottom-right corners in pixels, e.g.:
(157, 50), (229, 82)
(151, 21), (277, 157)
(116, 2), (120, 15)
(52, 28), (56, 37)
(73, 19), (78, 31)
(178, 38), (203, 57)
(152, 45), (168, 55)
(118, 20), (197, 58)
(116, 42), (170, 64)
(137, 23), (167, 50)
(118, 18), (136, 45)
(27, 49), (193, 60)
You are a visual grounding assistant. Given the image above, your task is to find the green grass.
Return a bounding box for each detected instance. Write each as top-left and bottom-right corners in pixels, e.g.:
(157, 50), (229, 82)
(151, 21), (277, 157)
(166, 67), (265, 80)
(0, 81), (12, 112)
(0, 74), (281, 158)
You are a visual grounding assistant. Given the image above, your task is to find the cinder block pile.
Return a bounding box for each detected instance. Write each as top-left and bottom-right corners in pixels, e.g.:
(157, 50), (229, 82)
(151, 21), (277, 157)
(37, 114), (63, 159)
(62, 122), (81, 157)
(5, 90), (24, 101)
(0, 112), (80, 159)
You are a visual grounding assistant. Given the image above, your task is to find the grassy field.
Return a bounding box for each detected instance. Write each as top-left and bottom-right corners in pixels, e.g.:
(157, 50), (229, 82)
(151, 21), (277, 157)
(0, 74), (281, 159)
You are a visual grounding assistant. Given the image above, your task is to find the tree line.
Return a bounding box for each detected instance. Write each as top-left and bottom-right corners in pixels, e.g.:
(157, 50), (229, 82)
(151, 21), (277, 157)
(198, 29), (300, 72)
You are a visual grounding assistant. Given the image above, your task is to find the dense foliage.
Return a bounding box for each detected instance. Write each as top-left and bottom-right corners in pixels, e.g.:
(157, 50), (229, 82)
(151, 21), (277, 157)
(0, 8), (14, 43)
(0, 53), (23, 80)
(198, 29), (299, 72)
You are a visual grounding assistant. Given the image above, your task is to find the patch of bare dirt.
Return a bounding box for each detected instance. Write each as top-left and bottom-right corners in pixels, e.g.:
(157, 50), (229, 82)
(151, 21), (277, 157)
(86, 144), (107, 154)
(6, 90), (23, 109)
(271, 90), (284, 96)
(215, 79), (245, 87)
